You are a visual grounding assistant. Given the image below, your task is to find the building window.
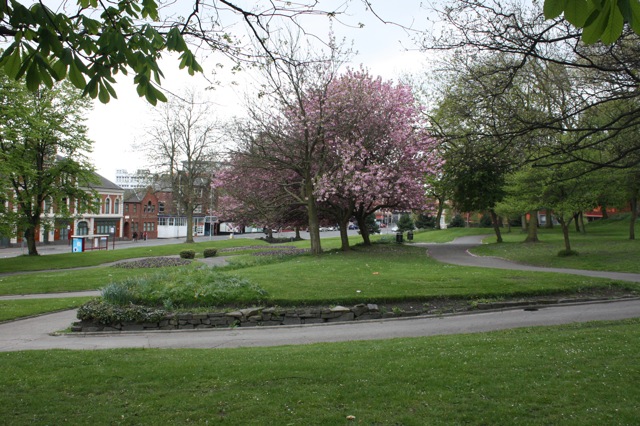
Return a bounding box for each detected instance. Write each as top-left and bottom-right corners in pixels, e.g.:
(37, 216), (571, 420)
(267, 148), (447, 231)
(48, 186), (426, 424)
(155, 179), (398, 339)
(125, 204), (129, 213)
(77, 221), (89, 236)
(158, 202), (165, 213)
(159, 217), (167, 226)
(133, 204), (137, 213)
(105, 198), (110, 214)
(115, 199), (120, 214)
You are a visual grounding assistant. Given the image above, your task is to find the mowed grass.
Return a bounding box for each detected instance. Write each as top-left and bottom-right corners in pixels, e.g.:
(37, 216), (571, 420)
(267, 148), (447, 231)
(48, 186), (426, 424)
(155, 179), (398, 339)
(0, 238), (268, 274)
(472, 215), (640, 272)
(1, 319), (639, 425)
(0, 297), (93, 322)
(228, 244), (634, 305)
(409, 226), (492, 243)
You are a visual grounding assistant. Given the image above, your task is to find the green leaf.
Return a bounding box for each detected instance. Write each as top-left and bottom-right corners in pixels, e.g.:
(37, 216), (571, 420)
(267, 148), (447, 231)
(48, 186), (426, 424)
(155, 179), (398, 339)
(600, 0), (624, 43)
(68, 62), (87, 89)
(2, 46), (22, 79)
(544, 0), (568, 19)
(582, 6), (610, 43)
(564, 0), (592, 26)
(51, 59), (67, 80)
(144, 86), (158, 105)
(627, 0), (640, 34)
(25, 64), (41, 91)
(98, 83), (110, 104)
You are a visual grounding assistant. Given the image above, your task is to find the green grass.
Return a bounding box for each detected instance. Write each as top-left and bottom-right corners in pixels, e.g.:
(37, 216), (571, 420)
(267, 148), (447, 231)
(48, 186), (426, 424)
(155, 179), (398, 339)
(228, 244), (635, 305)
(0, 266), (197, 296)
(0, 297), (93, 322)
(0, 238), (268, 274)
(409, 227), (493, 243)
(1, 319), (638, 424)
(472, 215), (640, 272)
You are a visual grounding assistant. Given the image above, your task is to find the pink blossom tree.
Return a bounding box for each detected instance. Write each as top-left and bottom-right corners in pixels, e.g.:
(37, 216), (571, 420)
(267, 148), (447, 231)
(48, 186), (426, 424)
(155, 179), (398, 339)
(316, 69), (443, 248)
(220, 65), (442, 253)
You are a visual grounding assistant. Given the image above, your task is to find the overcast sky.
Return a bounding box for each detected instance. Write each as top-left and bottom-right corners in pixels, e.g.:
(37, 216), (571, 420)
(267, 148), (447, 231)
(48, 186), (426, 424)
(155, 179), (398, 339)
(86, 1), (435, 181)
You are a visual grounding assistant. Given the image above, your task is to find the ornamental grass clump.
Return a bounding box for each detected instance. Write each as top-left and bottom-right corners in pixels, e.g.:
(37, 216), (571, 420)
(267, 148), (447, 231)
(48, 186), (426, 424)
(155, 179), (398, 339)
(99, 268), (267, 309)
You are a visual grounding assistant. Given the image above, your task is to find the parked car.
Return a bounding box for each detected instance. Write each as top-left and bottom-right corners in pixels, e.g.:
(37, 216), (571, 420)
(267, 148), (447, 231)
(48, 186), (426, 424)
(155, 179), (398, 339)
(348, 224), (359, 230)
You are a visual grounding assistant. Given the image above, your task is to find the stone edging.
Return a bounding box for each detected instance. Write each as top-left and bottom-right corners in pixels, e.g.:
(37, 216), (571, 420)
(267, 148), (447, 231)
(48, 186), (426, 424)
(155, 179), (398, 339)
(70, 296), (638, 332)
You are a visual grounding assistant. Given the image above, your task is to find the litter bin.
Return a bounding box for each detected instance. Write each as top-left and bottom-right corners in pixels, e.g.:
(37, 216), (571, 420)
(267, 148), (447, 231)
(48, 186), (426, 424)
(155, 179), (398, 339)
(407, 231), (414, 241)
(396, 231), (403, 243)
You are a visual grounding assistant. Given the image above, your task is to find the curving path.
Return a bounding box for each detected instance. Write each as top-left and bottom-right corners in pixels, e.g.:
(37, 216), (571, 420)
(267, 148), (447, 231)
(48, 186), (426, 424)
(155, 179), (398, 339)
(1, 236), (640, 352)
(417, 235), (640, 283)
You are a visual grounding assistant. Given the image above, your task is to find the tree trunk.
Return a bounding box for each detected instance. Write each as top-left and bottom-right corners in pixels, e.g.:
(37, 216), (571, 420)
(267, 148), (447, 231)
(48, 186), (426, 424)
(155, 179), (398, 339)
(356, 215), (371, 246)
(295, 226), (301, 240)
(185, 207), (194, 243)
(490, 209), (502, 243)
(600, 205), (609, 220)
(579, 212), (586, 234)
(25, 226), (39, 256)
(524, 210), (539, 243)
(545, 209), (554, 228)
(521, 214), (527, 232)
(630, 197), (638, 240)
(338, 217), (351, 251)
(435, 198), (445, 229)
(573, 213), (581, 233)
(558, 218), (572, 252)
(305, 180), (322, 255)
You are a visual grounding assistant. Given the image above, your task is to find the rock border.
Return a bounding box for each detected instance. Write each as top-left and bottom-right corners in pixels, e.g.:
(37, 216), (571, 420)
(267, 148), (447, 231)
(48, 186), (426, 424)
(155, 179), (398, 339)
(70, 295), (638, 332)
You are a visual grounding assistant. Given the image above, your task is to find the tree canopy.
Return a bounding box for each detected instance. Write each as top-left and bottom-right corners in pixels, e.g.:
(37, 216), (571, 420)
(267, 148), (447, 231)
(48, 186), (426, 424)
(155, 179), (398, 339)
(0, 1), (352, 104)
(0, 68), (97, 255)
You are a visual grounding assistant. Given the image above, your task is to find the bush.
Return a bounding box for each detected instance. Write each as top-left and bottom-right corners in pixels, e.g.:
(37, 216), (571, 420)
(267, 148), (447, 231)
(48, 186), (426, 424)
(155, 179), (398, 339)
(449, 214), (465, 228)
(77, 299), (167, 324)
(179, 249), (196, 259)
(479, 213), (493, 228)
(203, 248), (218, 258)
(414, 214), (436, 229)
(397, 214), (415, 232)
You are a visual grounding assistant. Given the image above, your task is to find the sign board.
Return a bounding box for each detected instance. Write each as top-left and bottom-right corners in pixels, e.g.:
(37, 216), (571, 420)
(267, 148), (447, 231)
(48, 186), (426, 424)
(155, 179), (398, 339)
(72, 237), (84, 253)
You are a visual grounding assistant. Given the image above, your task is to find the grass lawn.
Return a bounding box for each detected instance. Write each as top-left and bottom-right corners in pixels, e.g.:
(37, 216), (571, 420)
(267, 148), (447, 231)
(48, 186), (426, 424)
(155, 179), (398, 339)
(472, 215), (640, 273)
(227, 244), (636, 305)
(408, 227), (492, 243)
(0, 297), (93, 322)
(1, 319), (638, 424)
(0, 238), (268, 274)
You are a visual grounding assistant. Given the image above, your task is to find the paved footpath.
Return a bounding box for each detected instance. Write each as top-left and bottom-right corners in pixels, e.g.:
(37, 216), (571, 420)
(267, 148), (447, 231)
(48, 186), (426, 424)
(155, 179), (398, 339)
(1, 235), (640, 352)
(416, 235), (640, 283)
(1, 299), (640, 352)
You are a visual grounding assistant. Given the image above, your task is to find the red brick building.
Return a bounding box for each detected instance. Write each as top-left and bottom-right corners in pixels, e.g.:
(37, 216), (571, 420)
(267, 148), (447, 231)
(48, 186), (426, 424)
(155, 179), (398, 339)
(123, 188), (159, 240)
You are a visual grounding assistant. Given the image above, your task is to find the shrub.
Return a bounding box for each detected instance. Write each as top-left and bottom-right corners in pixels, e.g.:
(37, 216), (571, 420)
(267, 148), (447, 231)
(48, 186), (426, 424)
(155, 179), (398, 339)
(77, 299), (167, 324)
(414, 213), (436, 229)
(203, 248), (218, 258)
(479, 213), (493, 228)
(179, 249), (196, 259)
(449, 214), (465, 228)
(397, 214), (415, 232)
